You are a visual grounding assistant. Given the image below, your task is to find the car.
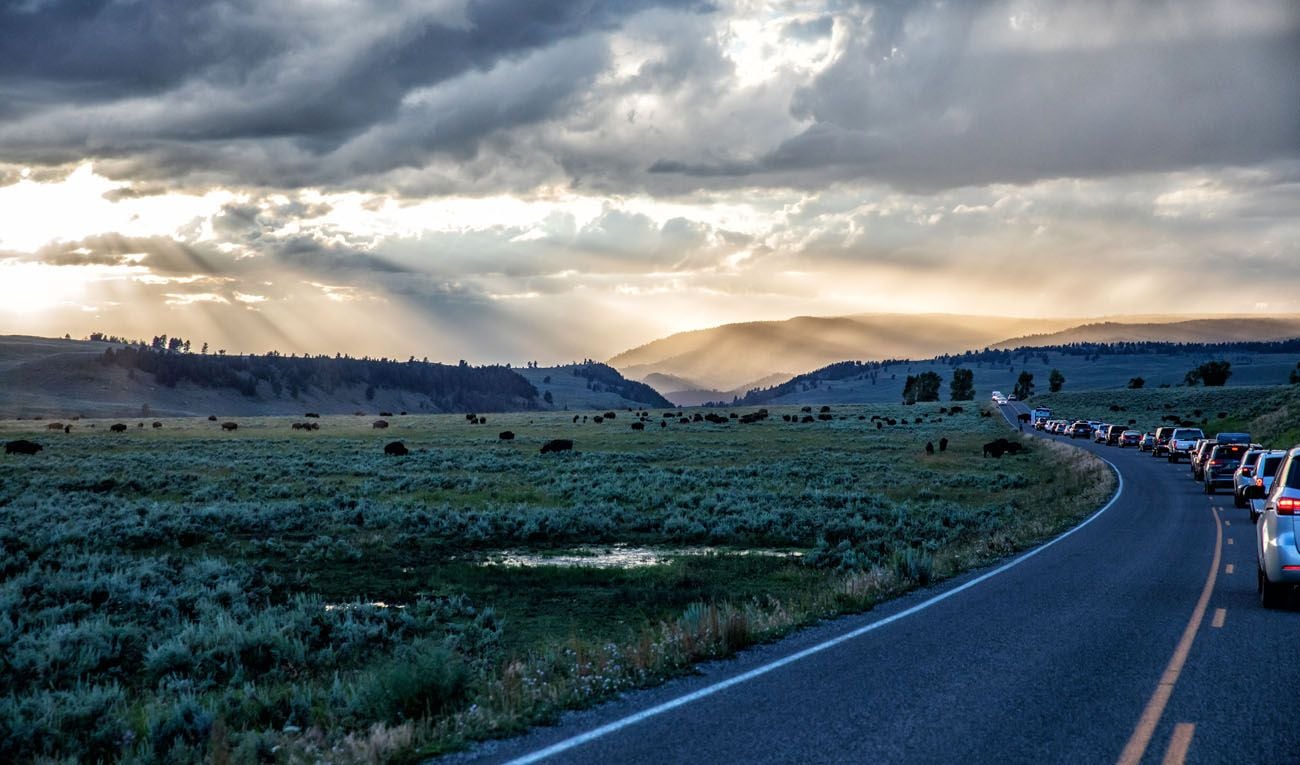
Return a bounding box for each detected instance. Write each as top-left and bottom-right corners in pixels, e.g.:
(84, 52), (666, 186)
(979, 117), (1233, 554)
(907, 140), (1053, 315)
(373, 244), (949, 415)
(1152, 426), (1177, 457)
(1068, 421), (1094, 439)
(1139, 433), (1156, 452)
(1252, 445), (1300, 608)
(1203, 443), (1249, 494)
(991, 391), (1007, 404)
(1094, 425), (1110, 443)
(1167, 427), (1205, 463)
(1007, 394), (1018, 402)
(1118, 430), (1141, 448)
(1238, 450), (1287, 517)
(1190, 439), (1219, 481)
(1104, 424), (1128, 446)
(1215, 432), (1251, 445)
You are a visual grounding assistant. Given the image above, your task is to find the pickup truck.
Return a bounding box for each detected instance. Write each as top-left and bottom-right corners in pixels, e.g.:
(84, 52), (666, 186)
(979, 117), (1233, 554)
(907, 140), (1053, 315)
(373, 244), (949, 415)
(1166, 427), (1205, 463)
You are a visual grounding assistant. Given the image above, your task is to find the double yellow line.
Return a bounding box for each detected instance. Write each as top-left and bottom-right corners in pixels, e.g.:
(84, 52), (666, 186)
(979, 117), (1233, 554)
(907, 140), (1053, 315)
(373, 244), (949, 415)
(1116, 508), (1223, 765)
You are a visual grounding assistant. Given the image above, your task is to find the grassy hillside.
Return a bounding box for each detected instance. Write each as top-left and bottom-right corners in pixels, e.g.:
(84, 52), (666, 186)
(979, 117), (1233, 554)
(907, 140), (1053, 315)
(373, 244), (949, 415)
(1031, 385), (1300, 447)
(515, 363), (672, 410)
(736, 347), (1300, 407)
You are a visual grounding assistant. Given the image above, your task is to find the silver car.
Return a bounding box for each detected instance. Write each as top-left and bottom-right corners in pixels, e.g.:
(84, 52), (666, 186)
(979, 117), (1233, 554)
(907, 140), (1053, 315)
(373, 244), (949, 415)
(1242, 450), (1288, 521)
(1253, 446), (1300, 608)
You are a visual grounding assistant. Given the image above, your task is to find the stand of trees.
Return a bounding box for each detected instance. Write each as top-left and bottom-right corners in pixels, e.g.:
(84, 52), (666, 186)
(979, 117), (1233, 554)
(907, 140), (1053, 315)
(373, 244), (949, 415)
(570, 362), (673, 408)
(1184, 360), (1232, 387)
(99, 346), (540, 411)
(949, 368), (975, 401)
(902, 371), (943, 404)
(1013, 371), (1035, 401)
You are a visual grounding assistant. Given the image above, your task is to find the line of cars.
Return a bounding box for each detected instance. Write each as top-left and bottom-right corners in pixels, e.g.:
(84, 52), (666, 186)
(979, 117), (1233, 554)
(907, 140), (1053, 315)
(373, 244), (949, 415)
(1029, 408), (1300, 609)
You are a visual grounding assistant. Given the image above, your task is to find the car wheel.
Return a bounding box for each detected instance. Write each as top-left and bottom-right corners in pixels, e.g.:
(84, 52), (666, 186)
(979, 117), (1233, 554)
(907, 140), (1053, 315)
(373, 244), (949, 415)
(1204, 483), (1214, 495)
(1260, 567), (1288, 609)
(1234, 492), (1245, 509)
(1250, 507), (1261, 523)
(1168, 455), (1177, 463)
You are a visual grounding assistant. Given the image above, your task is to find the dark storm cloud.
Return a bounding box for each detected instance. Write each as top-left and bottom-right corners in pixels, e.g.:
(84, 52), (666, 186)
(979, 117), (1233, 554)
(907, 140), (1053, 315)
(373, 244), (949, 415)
(30, 234), (219, 274)
(0, 0), (707, 185)
(650, 2), (1300, 191)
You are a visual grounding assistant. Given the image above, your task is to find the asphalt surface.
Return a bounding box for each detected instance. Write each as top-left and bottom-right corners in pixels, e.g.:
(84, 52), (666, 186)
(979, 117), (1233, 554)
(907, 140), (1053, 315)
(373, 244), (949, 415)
(445, 403), (1300, 764)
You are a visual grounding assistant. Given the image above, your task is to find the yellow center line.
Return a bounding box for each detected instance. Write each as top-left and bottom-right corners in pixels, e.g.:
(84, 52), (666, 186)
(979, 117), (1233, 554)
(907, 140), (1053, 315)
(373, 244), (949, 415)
(1225, 520), (1231, 527)
(1211, 608), (1226, 628)
(1161, 723), (1196, 765)
(1116, 509), (1222, 765)
(1227, 538), (1235, 545)
(1225, 564), (1234, 574)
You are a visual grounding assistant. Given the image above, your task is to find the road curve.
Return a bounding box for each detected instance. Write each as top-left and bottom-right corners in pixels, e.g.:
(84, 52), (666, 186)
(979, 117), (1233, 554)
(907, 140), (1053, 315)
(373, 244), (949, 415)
(445, 404), (1300, 764)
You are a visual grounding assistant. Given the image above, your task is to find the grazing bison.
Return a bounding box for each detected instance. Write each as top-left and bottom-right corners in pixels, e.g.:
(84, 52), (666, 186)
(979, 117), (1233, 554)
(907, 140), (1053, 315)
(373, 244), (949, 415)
(64, 425), (71, 434)
(540, 439), (573, 454)
(1017, 413), (1031, 423)
(801, 406), (812, 413)
(379, 411), (394, 417)
(499, 431), (515, 440)
(207, 415), (217, 421)
(152, 421), (162, 429)
(820, 405), (831, 413)
(983, 438), (1025, 458)
(660, 421), (667, 428)
(876, 421), (883, 429)
(383, 441), (409, 456)
(679, 418), (691, 425)
(948, 406), (963, 415)
(939, 437), (949, 452)
(304, 412), (320, 418)
(373, 420), (389, 429)
(573, 415), (580, 423)
(110, 423), (127, 433)
(925, 441), (935, 455)
(631, 422), (645, 431)
(603, 412), (617, 419)
(46, 422), (64, 431)
(817, 413), (832, 421)
(221, 422), (238, 431)
(801, 415), (815, 423)
(593, 416), (604, 424)
(4, 440), (42, 455)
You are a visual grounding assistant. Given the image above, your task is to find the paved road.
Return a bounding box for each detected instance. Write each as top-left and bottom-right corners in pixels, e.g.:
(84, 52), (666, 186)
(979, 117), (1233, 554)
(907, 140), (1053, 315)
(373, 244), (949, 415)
(448, 404), (1300, 764)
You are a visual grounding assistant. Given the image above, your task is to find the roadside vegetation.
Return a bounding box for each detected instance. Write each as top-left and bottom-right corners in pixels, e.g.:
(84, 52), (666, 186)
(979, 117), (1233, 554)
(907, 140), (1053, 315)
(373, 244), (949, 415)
(0, 405), (1113, 762)
(1031, 384), (1300, 446)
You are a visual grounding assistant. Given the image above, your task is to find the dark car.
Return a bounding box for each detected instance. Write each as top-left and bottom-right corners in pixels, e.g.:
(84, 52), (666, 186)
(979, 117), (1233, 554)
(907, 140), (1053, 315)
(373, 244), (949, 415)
(1068, 421), (1094, 439)
(1190, 439), (1219, 481)
(1215, 432), (1251, 445)
(1105, 424), (1128, 445)
(1203, 443), (1249, 494)
(1153, 426), (1176, 457)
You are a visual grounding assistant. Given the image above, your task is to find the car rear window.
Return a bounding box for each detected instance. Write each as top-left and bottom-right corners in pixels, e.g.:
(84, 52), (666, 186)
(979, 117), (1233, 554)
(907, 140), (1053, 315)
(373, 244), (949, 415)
(1173, 429), (1204, 440)
(1212, 445), (1247, 460)
(1262, 455), (1285, 476)
(1215, 432), (1250, 444)
(1287, 458), (1300, 490)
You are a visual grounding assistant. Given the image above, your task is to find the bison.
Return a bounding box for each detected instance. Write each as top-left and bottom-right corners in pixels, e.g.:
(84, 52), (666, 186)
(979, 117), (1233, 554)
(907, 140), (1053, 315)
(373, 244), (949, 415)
(925, 441), (935, 455)
(384, 441), (409, 456)
(939, 437), (949, 452)
(499, 431), (515, 440)
(152, 421), (162, 429)
(304, 412), (320, 418)
(221, 422), (238, 431)
(207, 415), (217, 421)
(46, 422), (64, 431)
(631, 422), (645, 431)
(593, 416), (604, 424)
(540, 439), (573, 454)
(4, 440), (42, 455)
(379, 411), (394, 417)
(373, 420), (389, 429)
(110, 423), (127, 433)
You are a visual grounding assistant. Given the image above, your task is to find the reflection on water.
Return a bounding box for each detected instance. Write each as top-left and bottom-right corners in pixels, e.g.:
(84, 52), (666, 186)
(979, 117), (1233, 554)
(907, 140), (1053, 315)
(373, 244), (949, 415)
(480, 544), (802, 569)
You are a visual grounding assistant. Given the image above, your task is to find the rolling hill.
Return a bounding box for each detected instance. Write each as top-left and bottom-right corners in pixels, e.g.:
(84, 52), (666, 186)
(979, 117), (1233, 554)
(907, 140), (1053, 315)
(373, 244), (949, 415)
(993, 317), (1300, 348)
(0, 337), (665, 419)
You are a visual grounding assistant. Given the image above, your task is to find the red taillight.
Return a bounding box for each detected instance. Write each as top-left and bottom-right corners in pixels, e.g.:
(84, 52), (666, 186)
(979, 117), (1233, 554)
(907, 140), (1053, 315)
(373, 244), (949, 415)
(1209, 460), (1222, 466)
(1278, 498), (1300, 516)
(1285, 566), (1300, 572)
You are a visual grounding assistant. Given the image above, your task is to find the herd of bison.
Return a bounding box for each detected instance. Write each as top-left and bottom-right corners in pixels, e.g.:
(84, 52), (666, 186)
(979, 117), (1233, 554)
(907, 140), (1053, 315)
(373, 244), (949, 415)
(3, 404), (1027, 460)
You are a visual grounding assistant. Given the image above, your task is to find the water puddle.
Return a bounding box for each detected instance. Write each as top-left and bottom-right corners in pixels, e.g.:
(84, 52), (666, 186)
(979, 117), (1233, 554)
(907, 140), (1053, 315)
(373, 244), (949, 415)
(479, 544), (801, 569)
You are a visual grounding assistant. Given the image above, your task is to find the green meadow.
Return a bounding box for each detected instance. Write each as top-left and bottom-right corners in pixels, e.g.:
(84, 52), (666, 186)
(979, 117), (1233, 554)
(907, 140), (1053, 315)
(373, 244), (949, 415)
(1, 404), (1113, 762)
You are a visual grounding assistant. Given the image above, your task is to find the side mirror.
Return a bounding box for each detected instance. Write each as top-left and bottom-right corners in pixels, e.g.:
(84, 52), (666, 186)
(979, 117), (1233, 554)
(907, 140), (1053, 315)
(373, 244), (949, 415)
(1240, 467), (1253, 477)
(1244, 485), (1265, 500)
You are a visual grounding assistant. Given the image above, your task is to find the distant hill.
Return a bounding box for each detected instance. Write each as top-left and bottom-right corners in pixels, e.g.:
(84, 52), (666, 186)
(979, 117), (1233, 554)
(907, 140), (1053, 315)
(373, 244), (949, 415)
(515, 363), (673, 411)
(0, 337), (541, 418)
(609, 314), (1081, 392)
(994, 317), (1300, 348)
(612, 313), (1300, 394)
(733, 340), (1300, 407)
(0, 337), (674, 419)
(639, 371), (794, 407)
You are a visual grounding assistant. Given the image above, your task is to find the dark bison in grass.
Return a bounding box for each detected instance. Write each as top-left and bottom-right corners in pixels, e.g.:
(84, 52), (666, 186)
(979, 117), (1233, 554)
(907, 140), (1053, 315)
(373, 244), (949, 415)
(110, 423), (127, 433)
(208, 415), (217, 421)
(499, 431), (515, 441)
(372, 420), (389, 429)
(631, 422), (645, 431)
(384, 441), (409, 456)
(4, 440), (42, 455)
(221, 422), (238, 431)
(939, 437), (949, 452)
(540, 439), (573, 454)
(152, 421), (162, 429)
(304, 412), (320, 418)
(983, 438), (1025, 458)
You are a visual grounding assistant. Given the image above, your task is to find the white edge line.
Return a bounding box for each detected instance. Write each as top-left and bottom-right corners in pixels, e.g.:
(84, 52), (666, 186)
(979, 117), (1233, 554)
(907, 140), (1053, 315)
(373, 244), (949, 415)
(505, 442), (1124, 765)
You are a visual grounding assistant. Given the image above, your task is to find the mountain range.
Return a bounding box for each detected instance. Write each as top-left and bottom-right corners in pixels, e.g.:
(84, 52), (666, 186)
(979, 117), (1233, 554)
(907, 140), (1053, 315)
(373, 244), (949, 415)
(609, 313), (1300, 403)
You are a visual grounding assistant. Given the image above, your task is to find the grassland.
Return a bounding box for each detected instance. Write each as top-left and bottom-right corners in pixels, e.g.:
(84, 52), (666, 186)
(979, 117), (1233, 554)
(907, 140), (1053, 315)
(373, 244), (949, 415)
(0, 405), (1114, 762)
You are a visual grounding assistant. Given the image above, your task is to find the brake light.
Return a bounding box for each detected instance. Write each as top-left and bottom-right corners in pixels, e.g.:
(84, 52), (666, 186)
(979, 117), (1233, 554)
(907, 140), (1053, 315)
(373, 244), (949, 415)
(1209, 460), (1222, 466)
(1278, 498), (1300, 516)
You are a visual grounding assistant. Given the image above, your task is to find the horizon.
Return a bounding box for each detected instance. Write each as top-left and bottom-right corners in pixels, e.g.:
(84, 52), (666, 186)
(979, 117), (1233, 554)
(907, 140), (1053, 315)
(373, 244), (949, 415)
(2, 2), (1297, 365)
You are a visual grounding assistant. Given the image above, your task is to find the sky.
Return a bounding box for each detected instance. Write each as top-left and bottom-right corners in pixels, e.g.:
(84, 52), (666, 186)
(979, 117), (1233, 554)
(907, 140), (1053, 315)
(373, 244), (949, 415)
(0, 0), (1297, 364)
